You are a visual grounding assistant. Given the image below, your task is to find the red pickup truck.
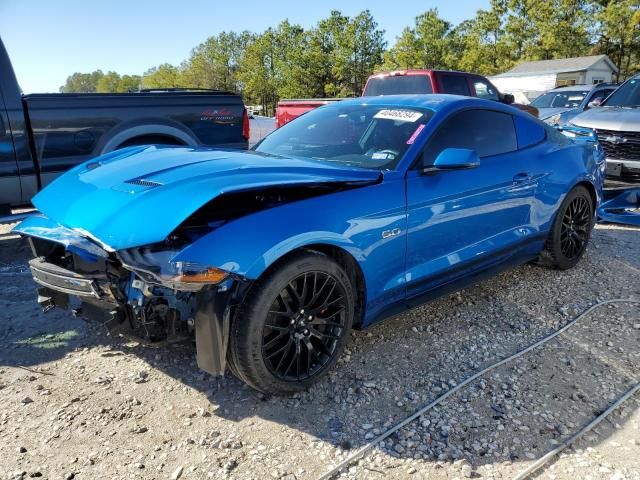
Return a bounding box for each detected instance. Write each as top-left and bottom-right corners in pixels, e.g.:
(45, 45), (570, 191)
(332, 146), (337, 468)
(274, 69), (537, 127)
(274, 98), (343, 128)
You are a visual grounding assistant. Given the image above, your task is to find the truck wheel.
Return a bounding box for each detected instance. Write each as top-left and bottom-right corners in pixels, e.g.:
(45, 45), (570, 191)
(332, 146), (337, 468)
(540, 185), (594, 270)
(229, 251), (354, 394)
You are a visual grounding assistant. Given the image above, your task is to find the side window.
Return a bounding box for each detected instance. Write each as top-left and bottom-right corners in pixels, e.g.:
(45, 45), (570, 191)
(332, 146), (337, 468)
(423, 109), (517, 164)
(473, 79), (500, 101)
(589, 89), (613, 104)
(440, 75), (471, 96)
(514, 115), (546, 149)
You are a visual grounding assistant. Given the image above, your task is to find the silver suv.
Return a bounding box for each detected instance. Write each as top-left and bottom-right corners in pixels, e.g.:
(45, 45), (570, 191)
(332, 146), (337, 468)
(569, 74), (640, 183)
(532, 83), (617, 125)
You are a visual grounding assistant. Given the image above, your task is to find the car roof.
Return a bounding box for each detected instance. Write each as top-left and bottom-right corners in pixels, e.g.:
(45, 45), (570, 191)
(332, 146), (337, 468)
(340, 94), (461, 108)
(551, 83), (618, 93)
(550, 85), (593, 92)
(368, 69), (481, 76)
(337, 94), (508, 113)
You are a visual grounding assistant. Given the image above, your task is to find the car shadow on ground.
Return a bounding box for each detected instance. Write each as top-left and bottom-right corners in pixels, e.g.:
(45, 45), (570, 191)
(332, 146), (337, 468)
(1, 225), (639, 477)
(0, 233), (91, 369)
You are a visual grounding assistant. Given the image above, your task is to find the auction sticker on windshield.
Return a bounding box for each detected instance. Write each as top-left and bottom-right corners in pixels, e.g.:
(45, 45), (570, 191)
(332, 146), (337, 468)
(407, 124), (426, 144)
(374, 109), (423, 122)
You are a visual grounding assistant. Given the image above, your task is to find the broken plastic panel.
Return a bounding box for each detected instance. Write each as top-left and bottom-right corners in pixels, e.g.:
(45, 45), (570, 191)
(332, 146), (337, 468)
(598, 188), (640, 226)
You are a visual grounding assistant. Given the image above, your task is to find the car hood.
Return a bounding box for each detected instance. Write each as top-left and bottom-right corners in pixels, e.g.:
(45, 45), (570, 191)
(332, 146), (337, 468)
(570, 107), (640, 132)
(537, 107), (570, 119)
(26, 146), (381, 250)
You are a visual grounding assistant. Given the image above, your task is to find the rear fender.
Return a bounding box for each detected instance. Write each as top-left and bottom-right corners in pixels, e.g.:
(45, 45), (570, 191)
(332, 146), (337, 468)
(525, 137), (603, 236)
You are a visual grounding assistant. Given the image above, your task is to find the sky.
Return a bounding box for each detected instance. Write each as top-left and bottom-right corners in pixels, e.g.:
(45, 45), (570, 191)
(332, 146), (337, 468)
(0, 0), (489, 93)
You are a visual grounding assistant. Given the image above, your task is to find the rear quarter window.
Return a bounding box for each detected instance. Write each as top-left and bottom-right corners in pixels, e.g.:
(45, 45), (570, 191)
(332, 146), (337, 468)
(514, 115), (546, 149)
(363, 75), (433, 96)
(439, 75), (471, 96)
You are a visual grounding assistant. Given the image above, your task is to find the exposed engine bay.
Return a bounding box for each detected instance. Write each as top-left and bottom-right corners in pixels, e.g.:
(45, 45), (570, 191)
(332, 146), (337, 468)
(29, 236), (196, 343)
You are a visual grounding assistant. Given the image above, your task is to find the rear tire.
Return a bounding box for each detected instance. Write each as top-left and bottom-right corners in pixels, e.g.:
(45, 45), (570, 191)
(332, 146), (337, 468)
(229, 251), (354, 394)
(540, 185), (594, 270)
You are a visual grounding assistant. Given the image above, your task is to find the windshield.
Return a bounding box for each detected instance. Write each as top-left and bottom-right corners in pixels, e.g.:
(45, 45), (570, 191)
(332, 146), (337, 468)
(604, 77), (640, 106)
(363, 75), (433, 96)
(254, 104), (433, 170)
(531, 90), (589, 108)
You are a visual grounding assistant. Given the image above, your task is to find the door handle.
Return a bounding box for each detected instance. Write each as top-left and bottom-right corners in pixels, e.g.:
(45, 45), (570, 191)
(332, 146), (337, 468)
(512, 172), (531, 183)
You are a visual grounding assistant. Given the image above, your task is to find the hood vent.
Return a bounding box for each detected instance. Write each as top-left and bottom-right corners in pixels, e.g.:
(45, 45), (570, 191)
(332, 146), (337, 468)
(125, 179), (164, 188)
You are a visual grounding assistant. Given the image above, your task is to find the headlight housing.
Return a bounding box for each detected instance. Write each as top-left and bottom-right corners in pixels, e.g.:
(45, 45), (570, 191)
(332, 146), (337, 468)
(169, 262), (229, 284)
(118, 246), (230, 290)
(545, 113), (562, 126)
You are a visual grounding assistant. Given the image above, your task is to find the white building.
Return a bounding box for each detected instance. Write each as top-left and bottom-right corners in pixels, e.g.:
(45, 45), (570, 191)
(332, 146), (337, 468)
(490, 55), (618, 101)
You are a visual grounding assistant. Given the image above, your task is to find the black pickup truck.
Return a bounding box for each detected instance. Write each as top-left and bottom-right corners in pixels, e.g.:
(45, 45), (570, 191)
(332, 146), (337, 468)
(0, 38), (249, 211)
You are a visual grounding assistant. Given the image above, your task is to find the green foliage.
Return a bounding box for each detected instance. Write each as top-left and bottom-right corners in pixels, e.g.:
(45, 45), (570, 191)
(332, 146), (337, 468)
(179, 31), (252, 91)
(235, 11), (385, 112)
(592, 0), (640, 80)
(141, 63), (181, 89)
(96, 71), (121, 93)
(61, 69), (140, 93)
(60, 70), (104, 93)
(118, 74), (142, 92)
(59, 1), (640, 107)
(333, 10), (387, 96)
(236, 28), (280, 113)
(307, 11), (350, 97)
(382, 9), (454, 70)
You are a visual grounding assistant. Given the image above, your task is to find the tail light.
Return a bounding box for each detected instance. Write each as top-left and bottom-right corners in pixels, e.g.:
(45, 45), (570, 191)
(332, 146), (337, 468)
(275, 108), (281, 128)
(242, 109), (250, 141)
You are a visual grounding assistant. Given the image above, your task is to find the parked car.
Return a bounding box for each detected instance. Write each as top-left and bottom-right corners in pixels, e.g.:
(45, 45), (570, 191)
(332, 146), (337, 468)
(532, 83), (618, 126)
(0, 37), (249, 211)
(363, 69), (538, 116)
(274, 69), (538, 128)
(14, 95), (603, 394)
(567, 74), (640, 184)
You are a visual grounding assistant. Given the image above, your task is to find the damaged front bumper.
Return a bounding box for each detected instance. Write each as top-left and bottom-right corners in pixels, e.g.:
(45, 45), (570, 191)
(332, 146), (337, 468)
(598, 188), (640, 226)
(14, 214), (248, 376)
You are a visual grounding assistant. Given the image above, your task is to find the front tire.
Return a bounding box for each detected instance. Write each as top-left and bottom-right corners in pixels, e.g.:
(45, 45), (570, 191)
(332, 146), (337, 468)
(229, 251), (354, 394)
(541, 185), (594, 270)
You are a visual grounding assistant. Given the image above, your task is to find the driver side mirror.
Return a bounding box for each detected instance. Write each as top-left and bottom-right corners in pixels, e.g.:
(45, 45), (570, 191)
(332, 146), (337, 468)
(501, 93), (515, 105)
(586, 97), (603, 109)
(422, 148), (480, 174)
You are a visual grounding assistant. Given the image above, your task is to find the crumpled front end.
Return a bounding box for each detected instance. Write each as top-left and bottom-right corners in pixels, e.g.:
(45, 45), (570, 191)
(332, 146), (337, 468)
(12, 146), (382, 375)
(13, 214), (248, 376)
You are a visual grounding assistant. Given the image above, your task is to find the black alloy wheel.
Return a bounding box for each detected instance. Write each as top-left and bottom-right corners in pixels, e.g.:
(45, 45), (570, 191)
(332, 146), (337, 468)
(540, 185), (594, 270)
(228, 250), (354, 394)
(262, 271), (348, 381)
(559, 194), (591, 261)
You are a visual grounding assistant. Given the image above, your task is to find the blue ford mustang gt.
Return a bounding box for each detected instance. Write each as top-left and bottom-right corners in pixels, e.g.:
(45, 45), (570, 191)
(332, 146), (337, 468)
(14, 95), (604, 394)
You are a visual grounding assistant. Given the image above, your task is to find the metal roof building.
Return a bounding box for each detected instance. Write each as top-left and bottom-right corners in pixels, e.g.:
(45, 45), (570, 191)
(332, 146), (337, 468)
(490, 55), (618, 100)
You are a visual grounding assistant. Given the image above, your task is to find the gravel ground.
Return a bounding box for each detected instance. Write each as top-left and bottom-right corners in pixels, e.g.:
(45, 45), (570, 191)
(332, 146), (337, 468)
(0, 221), (638, 480)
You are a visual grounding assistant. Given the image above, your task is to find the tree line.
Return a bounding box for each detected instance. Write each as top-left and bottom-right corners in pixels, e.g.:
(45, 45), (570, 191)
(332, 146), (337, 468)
(60, 0), (639, 114)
